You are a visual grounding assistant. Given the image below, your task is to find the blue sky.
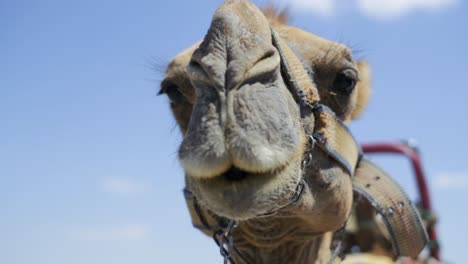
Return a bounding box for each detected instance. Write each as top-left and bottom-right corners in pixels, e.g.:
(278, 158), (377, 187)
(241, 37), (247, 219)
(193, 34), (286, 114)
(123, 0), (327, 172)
(1, 0), (467, 263)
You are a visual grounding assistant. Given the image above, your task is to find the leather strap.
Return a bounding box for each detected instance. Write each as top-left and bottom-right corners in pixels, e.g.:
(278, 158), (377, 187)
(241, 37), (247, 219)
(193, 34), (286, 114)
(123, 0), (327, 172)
(353, 158), (428, 257)
(271, 29), (320, 107)
(271, 29), (361, 176)
(312, 104), (360, 175)
(183, 188), (219, 237)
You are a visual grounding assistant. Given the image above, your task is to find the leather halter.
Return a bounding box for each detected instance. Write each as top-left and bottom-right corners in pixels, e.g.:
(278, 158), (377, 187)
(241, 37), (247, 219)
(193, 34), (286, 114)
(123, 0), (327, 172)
(271, 29), (428, 258)
(182, 28), (428, 263)
(271, 29), (360, 177)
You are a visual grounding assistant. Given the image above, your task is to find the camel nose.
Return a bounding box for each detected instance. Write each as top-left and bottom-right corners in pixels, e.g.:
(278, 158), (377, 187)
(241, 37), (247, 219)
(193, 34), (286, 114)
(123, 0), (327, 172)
(188, 0), (276, 92)
(179, 0), (302, 179)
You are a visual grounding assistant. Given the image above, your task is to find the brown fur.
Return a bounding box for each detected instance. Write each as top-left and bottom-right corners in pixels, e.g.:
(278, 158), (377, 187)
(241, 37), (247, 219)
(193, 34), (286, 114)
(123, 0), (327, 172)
(262, 5), (289, 25)
(351, 61), (372, 120)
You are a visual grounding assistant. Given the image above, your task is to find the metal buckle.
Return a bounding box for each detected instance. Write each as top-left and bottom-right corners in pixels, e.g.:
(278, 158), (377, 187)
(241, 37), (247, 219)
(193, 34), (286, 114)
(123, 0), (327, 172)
(302, 135), (316, 167)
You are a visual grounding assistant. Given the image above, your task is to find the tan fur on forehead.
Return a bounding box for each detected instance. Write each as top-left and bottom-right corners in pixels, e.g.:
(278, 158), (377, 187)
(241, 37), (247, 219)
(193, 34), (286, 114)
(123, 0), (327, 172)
(262, 5), (289, 25)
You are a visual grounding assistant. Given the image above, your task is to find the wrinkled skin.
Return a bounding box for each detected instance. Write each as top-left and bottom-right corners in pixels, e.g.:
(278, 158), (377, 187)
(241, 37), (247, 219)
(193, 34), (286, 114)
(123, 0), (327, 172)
(160, 0), (371, 262)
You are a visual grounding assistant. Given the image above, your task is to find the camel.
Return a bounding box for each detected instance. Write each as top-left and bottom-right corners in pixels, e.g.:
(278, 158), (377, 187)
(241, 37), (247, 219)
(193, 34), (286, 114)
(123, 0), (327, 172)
(159, 1), (426, 263)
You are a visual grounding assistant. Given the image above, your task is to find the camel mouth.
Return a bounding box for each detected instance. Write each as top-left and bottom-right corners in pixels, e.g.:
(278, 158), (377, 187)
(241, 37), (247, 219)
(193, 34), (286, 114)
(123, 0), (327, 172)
(187, 160), (301, 220)
(220, 164), (289, 182)
(222, 166), (248, 181)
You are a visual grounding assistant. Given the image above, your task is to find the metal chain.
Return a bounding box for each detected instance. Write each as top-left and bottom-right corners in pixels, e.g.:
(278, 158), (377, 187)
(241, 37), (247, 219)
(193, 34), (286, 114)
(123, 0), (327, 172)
(327, 225), (347, 264)
(213, 220), (238, 264)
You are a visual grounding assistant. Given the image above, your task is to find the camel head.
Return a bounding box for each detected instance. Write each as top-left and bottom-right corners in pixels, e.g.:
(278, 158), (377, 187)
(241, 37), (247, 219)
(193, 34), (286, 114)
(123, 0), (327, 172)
(160, 0), (371, 234)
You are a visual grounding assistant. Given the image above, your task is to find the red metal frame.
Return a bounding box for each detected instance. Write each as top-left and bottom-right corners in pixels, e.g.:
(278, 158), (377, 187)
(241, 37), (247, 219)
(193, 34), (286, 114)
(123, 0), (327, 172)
(361, 141), (440, 261)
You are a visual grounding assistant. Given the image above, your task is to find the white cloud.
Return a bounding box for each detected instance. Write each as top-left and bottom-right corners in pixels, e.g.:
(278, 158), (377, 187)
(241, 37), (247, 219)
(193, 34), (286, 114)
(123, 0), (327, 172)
(433, 172), (468, 190)
(102, 178), (148, 195)
(69, 224), (150, 241)
(356, 0), (458, 19)
(284, 0), (458, 19)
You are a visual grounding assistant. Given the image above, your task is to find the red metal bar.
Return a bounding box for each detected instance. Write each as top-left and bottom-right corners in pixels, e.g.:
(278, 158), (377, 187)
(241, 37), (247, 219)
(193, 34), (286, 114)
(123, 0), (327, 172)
(361, 142), (440, 261)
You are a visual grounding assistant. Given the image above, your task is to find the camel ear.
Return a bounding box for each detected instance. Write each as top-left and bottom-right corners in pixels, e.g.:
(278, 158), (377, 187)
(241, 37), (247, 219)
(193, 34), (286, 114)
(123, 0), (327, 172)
(350, 60), (372, 120)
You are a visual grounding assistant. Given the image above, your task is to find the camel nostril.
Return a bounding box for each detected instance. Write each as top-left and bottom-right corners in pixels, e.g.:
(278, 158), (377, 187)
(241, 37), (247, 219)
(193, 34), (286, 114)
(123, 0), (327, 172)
(223, 167), (248, 181)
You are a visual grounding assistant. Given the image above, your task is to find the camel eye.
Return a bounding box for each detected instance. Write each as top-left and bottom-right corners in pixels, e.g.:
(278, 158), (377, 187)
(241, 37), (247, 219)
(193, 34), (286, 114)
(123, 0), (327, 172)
(333, 69), (357, 96)
(159, 80), (185, 106)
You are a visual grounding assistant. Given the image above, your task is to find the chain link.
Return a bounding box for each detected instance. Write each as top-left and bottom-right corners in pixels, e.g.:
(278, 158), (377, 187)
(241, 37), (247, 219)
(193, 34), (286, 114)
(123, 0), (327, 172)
(213, 220), (237, 264)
